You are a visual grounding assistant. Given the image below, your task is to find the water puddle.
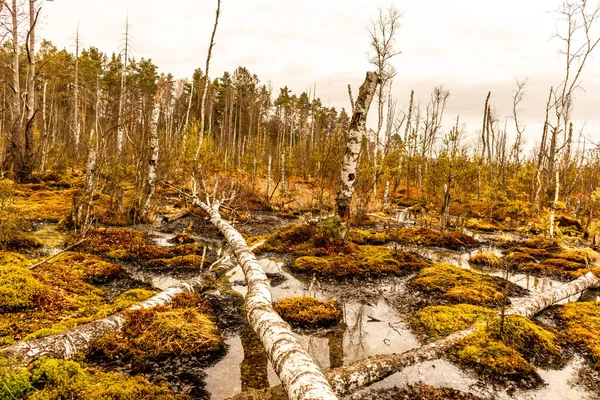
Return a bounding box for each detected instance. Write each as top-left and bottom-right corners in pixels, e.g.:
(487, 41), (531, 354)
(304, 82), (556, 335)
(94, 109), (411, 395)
(32, 224), (68, 255)
(115, 228), (598, 400)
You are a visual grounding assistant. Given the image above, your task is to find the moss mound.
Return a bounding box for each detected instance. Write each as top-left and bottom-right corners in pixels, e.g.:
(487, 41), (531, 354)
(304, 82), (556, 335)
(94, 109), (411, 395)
(469, 252), (504, 269)
(1, 251), (153, 345)
(557, 301), (600, 368)
(387, 227), (479, 250)
(450, 330), (542, 388)
(410, 263), (521, 307)
(504, 251), (536, 265)
(53, 252), (127, 284)
(0, 265), (54, 312)
(146, 254), (206, 270)
(274, 297), (342, 329)
(466, 218), (506, 232)
(488, 315), (562, 368)
(292, 246), (428, 279)
(125, 308), (223, 358)
(0, 358), (190, 399)
(411, 304), (494, 339)
(449, 316), (562, 387)
(77, 228), (205, 268)
(91, 295), (223, 362)
(260, 218), (356, 256)
(347, 229), (387, 245)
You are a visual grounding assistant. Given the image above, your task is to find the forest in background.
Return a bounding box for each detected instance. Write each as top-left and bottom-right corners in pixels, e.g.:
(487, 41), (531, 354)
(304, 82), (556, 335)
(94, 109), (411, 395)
(0, 0), (598, 238)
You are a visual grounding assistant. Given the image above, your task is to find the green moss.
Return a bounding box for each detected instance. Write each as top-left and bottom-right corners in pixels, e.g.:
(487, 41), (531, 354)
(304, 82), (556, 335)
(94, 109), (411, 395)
(274, 297), (342, 329)
(347, 229), (371, 245)
(347, 230), (387, 245)
(488, 316), (562, 368)
(0, 358), (191, 399)
(52, 252), (126, 284)
(77, 228), (201, 265)
(411, 304), (494, 339)
(146, 254), (205, 270)
(504, 252), (536, 265)
(469, 252), (504, 269)
(448, 315), (561, 387)
(0, 368), (31, 399)
(449, 330), (541, 387)
(557, 301), (600, 368)
(410, 263), (511, 307)
(259, 221), (356, 256)
(0, 265), (54, 312)
(291, 246), (428, 279)
(92, 304), (224, 361)
(466, 218), (506, 232)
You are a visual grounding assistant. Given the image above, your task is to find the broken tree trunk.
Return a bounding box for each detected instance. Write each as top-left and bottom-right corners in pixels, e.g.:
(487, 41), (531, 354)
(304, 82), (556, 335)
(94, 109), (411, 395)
(230, 271), (599, 399)
(336, 71), (378, 220)
(192, 195), (338, 400)
(0, 244), (259, 366)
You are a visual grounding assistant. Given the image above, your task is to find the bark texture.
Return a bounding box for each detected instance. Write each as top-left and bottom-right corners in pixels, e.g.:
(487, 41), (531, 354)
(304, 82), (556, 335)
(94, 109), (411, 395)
(192, 196), (338, 400)
(336, 71), (378, 220)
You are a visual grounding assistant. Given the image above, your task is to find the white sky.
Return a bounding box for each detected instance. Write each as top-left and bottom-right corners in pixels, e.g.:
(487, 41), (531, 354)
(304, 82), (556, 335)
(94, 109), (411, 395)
(39, 0), (600, 151)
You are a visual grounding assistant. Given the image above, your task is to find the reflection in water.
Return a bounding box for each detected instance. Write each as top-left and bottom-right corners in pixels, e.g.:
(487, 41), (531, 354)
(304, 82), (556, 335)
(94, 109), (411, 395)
(32, 224), (68, 255)
(239, 324), (269, 392)
(328, 326), (345, 369)
(203, 251), (597, 400)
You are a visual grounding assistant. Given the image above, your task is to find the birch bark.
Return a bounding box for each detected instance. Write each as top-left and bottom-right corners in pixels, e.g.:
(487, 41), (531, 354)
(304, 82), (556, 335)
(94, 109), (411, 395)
(336, 72), (378, 220)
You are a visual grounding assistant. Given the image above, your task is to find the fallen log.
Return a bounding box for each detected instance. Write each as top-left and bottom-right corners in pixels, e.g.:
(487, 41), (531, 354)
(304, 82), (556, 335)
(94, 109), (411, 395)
(230, 270), (599, 399)
(192, 195), (338, 400)
(0, 242), (259, 366)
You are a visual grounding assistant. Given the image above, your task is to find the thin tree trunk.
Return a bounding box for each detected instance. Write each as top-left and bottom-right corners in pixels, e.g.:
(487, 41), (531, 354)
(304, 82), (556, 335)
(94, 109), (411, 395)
(74, 27), (80, 153)
(281, 152), (286, 195)
(549, 167), (560, 241)
(40, 81), (48, 173)
(194, 0), (221, 161)
(382, 180), (390, 211)
(8, 0), (22, 178)
(116, 17), (129, 157)
(139, 84), (161, 221)
(266, 155), (272, 200)
(336, 71), (379, 220)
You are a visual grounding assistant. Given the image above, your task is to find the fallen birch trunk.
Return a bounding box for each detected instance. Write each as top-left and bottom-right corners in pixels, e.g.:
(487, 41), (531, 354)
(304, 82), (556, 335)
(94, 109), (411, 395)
(231, 270), (599, 399)
(0, 243), (258, 366)
(192, 196), (338, 400)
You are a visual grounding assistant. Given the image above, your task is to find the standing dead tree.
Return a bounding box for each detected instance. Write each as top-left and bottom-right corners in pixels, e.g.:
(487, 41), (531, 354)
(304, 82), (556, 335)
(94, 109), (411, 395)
(368, 6), (401, 198)
(336, 72), (379, 221)
(194, 0), (221, 162)
(548, 0), (600, 240)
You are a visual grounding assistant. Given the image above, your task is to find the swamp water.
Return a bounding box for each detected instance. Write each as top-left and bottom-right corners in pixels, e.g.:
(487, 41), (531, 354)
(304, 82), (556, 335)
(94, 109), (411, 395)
(28, 225), (598, 399)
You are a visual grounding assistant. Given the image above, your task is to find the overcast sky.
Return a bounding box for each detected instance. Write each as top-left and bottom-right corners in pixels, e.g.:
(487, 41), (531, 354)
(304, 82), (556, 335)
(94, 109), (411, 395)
(39, 0), (600, 151)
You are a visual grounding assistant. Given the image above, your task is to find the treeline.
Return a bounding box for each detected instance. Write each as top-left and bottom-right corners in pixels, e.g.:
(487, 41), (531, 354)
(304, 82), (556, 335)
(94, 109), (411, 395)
(1, 2), (600, 237)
